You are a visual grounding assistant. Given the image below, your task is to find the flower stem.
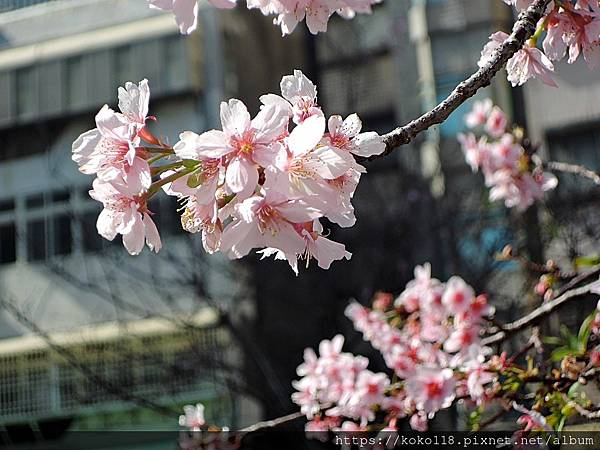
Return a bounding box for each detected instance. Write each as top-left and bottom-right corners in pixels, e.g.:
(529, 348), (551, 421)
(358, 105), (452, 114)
(147, 165), (198, 199)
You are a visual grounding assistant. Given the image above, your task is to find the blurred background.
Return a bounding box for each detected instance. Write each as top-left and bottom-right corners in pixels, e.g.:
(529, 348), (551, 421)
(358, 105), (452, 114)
(0, 0), (599, 448)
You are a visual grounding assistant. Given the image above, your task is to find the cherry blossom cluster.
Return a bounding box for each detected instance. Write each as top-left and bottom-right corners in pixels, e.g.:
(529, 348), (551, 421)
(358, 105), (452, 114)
(483, 0), (600, 87)
(71, 71), (386, 273)
(292, 264), (499, 433)
(290, 263), (600, 439)
(148, 0), (382, 36)
(458, 99), (558, 210)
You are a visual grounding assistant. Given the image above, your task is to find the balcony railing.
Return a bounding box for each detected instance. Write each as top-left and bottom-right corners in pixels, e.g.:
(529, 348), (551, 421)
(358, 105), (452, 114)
(0, 310), (229, 425)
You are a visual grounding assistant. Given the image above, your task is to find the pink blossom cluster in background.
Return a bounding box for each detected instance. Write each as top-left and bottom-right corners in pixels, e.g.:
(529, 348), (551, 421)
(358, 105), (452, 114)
(480, 0), (600, 87)
(71, 72), (386, 273)
(458, 99), (557, 210)
(293, 264), (500, 433)
(148, 0), (383, 35)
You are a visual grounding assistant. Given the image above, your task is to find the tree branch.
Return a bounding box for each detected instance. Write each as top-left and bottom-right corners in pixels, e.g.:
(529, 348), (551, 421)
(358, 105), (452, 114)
(365, 0), (552, 161)
(546, 161), (600, 186)
(239, 411), (304, 433)
(483, 279), (600, 346)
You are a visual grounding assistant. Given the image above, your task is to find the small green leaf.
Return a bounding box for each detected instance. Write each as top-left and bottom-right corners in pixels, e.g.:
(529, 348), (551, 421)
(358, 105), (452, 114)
(551, 347), (574, 362)
(186, 171), (205, 188)
(575, 255), (600, 268)
(543, 336), (564, 346)
(567, 382), (580, 399)
(557, 414), (567, 432)
(578, 313), (595, 351)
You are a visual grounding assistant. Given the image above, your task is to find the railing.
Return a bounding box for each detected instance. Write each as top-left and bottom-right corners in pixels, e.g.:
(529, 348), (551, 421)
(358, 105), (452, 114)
(0, 315), (229, 425)
(0, 0), (57, 13)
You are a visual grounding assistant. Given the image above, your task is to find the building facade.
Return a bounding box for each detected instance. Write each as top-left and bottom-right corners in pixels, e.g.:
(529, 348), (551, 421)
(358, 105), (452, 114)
(0, 0), (302, 445)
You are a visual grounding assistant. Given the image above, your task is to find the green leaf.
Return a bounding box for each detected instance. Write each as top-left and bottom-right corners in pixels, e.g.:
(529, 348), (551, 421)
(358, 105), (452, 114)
(543, 336), (564, 346)
(551, 347), (574, 362)
(557, 414), (567, 432)
(575, 255), (600, 268)
(567, 382), (580, 399)
(578, 313), (595, 351)
(186, 171), (205, 188)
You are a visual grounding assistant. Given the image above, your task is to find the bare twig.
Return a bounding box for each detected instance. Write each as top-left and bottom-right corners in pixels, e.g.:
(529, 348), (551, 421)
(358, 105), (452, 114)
(364, 0), (552, 161)
(239, 411), (304, 433)
(553, 266), (600, 298)
(546, 161), (600, 186)
(483, 279), (600, 345)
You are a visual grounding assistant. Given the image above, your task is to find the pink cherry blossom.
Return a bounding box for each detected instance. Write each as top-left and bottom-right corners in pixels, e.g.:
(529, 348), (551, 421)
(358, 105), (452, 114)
(220, 187), (323, 265)
(502, 0), (536, 10)
(89, 179), (161, 255)
(260, 70), (323, 124)
(458, 133), (490, 173)
(458, 101), (558, 210)
(485, 106), (508, 138)
(179, 403), (205, 431)
(154, 1), (382, 36)
(465, 99), (493, 129)
(479, 31), (557, 87)
(148, 0), (236, 35)
(264, 114), (353, 202)
(442, 276), (475, 315)
(405, 367), (456, 415)
(513, 403), (553, 432)
(324, 114), (386, 158)
(409, 412), (428, 431)
(72, 80), (154, 196)
(186, 99), (288, 196)
(118, 79), (151, 130)
(72, 105), (150, 196)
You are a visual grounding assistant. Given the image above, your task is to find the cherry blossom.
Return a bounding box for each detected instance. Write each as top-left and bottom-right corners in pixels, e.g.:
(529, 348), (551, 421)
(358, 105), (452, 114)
(72, 105), (150, 197)
(89, 179), (161, 255)
(479, 31), (557, 87)
(73, 72), (385, 270)
(260, 70), (322, 124)
(459, 100), (558, 210)
(464, 99), (493, 129)
(405, 367), (456, 416)
(148, 0), (236, 35)
(150, 0), (382, 36)
(324, 114), (387, 158)
(193, 99), (288, 196)
(219, 187), (324, 264)
(179, 403), (206, 431)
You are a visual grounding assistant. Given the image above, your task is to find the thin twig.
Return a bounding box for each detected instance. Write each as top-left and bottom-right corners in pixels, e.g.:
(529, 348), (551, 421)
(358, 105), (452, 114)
(483, 279), (600, 345)
(546, 161), (600, 186)
(553, 266), (600, 298)
(363, 0), (552, 160)
(239, 411), (304, 433)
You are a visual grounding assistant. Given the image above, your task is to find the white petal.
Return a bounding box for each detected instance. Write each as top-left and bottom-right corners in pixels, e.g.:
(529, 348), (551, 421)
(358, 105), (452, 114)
(350, 132), (386, 157)
(220, 99), (251, 137)
(288, 115), (325, 156)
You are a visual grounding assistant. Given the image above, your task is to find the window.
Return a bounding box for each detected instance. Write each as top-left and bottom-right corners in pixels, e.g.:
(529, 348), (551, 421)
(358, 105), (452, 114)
(0, 198), (16, 265)
(315, 5), (395, 121)
(66, 56), (87, 111)
(0, 223), (16, 265)
(16, 66), (38, 118)
(23, 189), (74, 262)
(27, 219), (46, 262)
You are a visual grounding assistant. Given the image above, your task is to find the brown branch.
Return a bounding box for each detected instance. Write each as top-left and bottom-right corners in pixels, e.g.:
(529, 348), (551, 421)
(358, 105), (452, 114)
(239, 411), (304, 433)
(546, 161), (600, 186)
(363, 0), (552, 161)
(572, 403), (600, 419)
(483, 279), (600, 345)
(553, 266), (600, 298)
